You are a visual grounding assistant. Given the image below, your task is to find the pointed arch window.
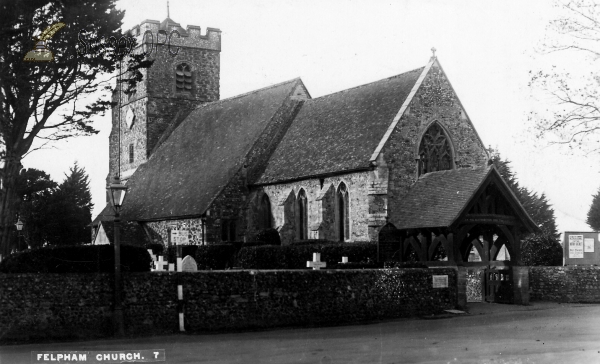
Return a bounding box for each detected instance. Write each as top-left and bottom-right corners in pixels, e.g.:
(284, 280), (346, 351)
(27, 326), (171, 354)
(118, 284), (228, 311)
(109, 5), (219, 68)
(175, 63), (192, 93)
(418, 122), (454, 176)
(337, 183), (350, 242)
(259, 194), (272, 229)
(221, 219), (236, 242)
(296, 189), (308, 240)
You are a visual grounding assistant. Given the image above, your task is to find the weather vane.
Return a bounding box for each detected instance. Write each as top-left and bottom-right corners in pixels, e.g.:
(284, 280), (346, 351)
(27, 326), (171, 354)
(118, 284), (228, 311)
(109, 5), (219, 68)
(23, 22), (66, 62)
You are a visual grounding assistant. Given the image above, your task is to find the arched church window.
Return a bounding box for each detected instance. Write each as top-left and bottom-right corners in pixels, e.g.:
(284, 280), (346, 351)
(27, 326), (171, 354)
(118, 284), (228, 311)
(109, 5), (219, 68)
(337, 183), (349, 242)
(259, 194), (272, 229)
(418, 122), (453, 176)
(296, 189), (308, 240)
(221, 219), (237, 242)
(175, 63), (192, 92)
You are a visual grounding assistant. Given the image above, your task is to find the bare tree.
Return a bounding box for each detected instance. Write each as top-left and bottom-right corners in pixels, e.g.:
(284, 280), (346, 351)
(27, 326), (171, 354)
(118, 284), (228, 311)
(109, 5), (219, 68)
(0, 0), (151, 255)
(530, 0), (600, 153)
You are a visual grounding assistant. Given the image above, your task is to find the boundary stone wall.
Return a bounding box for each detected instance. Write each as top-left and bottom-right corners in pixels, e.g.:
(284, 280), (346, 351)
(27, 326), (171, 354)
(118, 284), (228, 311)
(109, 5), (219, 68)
(530, 266), (600, 302)
(0, 268), (456, 343)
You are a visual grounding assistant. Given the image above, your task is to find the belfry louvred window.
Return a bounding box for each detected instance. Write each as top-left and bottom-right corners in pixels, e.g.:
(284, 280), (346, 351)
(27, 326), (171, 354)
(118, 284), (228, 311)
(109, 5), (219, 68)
(175, 63), (192, 92)
(418, 122), (453, 176)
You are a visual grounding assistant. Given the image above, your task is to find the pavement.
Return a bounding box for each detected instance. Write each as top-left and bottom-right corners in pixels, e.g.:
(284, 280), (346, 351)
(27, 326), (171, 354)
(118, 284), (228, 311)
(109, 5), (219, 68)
(2, 301), (600, 364)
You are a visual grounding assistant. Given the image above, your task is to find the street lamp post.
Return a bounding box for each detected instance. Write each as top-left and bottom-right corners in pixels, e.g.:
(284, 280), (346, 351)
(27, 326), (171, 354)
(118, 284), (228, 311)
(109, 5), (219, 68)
(15, 218), (23, 251)
(108, 175), (128, 337)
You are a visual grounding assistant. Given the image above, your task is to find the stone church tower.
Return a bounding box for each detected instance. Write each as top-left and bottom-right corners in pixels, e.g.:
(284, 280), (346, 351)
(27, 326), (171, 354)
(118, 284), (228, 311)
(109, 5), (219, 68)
(108, 17), (221, 184)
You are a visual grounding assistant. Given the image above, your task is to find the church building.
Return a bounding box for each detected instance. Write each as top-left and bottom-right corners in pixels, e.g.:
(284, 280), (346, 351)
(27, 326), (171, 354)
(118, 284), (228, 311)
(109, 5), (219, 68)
(93, 16), (539, 269)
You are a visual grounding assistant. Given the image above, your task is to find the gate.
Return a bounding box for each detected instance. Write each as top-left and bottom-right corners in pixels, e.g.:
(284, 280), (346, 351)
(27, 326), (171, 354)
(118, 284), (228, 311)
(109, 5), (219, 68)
(485, 268), (513, 303)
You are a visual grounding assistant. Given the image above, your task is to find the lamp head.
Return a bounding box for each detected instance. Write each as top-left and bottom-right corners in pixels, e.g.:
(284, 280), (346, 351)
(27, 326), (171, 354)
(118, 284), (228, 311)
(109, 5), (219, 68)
(108, 175), (128, 211)
(15, 218), (23, 231)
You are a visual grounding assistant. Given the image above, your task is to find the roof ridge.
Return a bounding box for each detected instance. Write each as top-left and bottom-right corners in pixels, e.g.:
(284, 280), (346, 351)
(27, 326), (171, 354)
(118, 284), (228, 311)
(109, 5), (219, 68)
(417, 165), (490, 179)
(309, 67), (424, 101)
(194, 78), (302, 110)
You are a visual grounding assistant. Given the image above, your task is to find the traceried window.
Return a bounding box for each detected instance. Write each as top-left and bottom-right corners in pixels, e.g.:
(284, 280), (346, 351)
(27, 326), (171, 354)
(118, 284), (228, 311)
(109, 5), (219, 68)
(259, 194), (272, 230)
(418, 122), (454, 176)
(337, 183), (350, 242)
(296, 189), (308, 240)
(175, 63), (192, 93)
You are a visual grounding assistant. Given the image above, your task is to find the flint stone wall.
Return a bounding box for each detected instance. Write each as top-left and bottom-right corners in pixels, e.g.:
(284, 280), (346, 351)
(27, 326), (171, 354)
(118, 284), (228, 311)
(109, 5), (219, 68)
(530, 266), (600, 302)
(0, 268), (456, 343)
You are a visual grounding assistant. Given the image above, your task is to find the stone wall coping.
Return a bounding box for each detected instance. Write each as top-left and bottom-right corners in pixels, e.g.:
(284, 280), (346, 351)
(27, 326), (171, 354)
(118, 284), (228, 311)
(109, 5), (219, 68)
(0, 267), (457, 277)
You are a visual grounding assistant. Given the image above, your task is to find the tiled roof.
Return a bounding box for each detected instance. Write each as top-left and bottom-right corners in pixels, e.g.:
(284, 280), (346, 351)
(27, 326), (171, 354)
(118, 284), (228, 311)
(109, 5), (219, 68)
(256, 68), (424, 184)
(91, 204), (113, 227)
(391, 166), (538, 231)
(99, 221), (148, 247)
(392, 167), (491, 229)
(121, 79), (303, 221)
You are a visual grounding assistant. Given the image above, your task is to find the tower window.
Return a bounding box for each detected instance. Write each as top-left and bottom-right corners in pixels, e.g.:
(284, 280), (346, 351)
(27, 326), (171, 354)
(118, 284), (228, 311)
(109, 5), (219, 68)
(418, 122), (454, 176)
(175, 63), (192, 92)
(128, 144), (134, 163)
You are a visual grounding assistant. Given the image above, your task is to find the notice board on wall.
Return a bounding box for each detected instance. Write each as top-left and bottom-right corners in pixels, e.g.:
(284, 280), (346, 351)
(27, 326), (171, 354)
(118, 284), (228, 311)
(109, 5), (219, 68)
(564, 232), (600, 265)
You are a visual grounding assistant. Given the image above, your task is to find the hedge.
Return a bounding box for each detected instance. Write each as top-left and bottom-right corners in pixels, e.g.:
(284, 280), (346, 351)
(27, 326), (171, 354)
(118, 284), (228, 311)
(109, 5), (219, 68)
(0, 245), (152, 273)
(255, 228), (281, 246)
(384, 261), (428, 269)
(237, 242), (377, 269)
(195, 244), (237, 270)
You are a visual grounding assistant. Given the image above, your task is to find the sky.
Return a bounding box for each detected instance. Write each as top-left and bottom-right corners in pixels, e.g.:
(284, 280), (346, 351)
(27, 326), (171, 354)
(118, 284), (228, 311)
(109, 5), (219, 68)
(22, 0), (600, 235)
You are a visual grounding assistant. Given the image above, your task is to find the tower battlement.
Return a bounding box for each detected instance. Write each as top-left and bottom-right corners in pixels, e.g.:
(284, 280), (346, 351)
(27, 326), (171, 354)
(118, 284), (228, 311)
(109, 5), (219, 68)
(129, 19), (221, 51)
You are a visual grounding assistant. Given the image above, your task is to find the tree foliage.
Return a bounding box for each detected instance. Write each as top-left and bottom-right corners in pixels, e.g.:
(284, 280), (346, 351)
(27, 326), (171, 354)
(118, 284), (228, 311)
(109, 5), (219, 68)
(490, 151), (558, 236)
(521, 232), (564, 266)
(14, 163), (93, 249)
(490, 150), (562, 265)
(587, 187), (600, 231)
(15, 168), (57, 250)
(0, 0), (152, 255)
(44, 163), (93, 246)
(531, 0), (600, 153)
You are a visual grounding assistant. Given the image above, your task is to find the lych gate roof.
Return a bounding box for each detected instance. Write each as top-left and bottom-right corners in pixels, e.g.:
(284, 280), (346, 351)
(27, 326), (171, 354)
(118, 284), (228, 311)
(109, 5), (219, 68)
(255, 68), (424, 184)
(121, 79), (303, 221)
(390, 166), (538, 231)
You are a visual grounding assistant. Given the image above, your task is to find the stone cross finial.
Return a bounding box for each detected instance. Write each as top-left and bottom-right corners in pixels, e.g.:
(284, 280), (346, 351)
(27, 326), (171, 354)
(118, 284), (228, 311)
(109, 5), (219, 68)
(431, 47), (437, 57)
(167, 1), (170, 18)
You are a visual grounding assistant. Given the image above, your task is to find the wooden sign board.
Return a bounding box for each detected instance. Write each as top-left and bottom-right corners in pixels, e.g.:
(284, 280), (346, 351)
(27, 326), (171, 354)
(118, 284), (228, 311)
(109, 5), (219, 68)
(171, 229), (190, 245)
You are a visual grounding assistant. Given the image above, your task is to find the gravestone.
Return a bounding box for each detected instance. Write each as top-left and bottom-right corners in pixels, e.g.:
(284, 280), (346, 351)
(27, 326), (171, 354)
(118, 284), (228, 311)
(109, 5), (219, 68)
(181, 255), (198, 272)
(154, 256), (169, 272)
(307, 252), (326, 270)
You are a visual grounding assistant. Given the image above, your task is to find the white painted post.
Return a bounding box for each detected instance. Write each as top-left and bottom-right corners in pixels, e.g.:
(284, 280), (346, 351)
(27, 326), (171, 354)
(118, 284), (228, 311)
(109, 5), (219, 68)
(177, 284), (185, 332)
(177, 257), (183, 272)
(168, 263), (175, 272)
(342, 256), (348, 263)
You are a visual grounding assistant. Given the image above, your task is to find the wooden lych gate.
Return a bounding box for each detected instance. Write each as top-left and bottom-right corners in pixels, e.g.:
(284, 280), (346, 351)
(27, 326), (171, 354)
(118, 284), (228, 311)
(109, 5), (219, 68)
(379, 166), (539, 305)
